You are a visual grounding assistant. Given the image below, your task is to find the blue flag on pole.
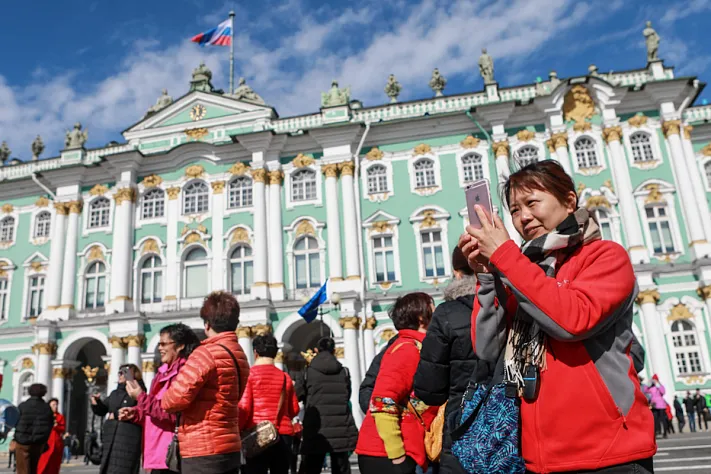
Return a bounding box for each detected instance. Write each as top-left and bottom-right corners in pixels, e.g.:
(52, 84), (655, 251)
(297, 280), (330, 323)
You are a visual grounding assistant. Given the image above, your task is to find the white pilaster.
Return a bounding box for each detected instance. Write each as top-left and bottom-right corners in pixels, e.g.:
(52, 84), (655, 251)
(492, 140), (521, 245)
(46, 204), (68, 310)
(251, 168), (269, 299)
(237, 327), (254, 366)
(267, 168), (285, 300)
(363, 317), (377, 370)
(681, 126), (711, 240)
(108, 186), (136, 313)
(108, 337), (127, 390)
(125, 335), (144, 367)
(323, 164), (343, 282)
(637, 290), (673, 402)
(141, 358), (156, 391)
(340, 316), (363, 426)
(550, 131), (573, 176)
(59, 202), (82, 316)
(36, 350), (53, 394)
(165, 187), (180, 302)
(211, 181), (226, 292)
(51, 367), (65, 413)
(339, 162), (360, 280)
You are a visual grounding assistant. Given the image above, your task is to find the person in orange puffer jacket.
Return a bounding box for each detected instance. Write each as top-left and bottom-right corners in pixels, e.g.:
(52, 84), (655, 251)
(239, 333), (300, 474)
(162, 291), (250, 474)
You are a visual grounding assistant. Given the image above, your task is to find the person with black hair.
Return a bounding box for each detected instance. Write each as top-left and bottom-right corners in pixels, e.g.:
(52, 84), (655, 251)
(14, 383), (54, 474)
(238, 334), (300, 474)
(298, 337), (358, 474)
(38, 398), (65, 474)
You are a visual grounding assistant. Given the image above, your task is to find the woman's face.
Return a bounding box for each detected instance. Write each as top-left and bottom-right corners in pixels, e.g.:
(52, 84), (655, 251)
(509, 188), (576, 241)
(118, 369), (126, 384)
(158, 333), (184, 365)
(49, 400), (58, 413)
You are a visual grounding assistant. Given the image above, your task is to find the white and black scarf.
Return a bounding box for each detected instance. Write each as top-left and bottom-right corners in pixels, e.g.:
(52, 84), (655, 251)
(504, 208), (602, 392)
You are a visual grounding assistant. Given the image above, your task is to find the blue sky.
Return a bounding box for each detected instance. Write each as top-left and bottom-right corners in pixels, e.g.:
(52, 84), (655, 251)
(0, 0), (708, 160)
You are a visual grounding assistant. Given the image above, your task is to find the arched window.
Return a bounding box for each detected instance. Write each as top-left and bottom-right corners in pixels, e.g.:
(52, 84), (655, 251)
(27, 275), (45, 318)
(291, 170), (317, 202)
(671, 320), (703, 374)
(141, 189), (165, 219)
(182, 181), (210, 215)
(88, 198), (111, 228)
(574, 137), (599, 169)
(645, 204), (676, 255)
(183, 247), (208, 298)
(228, 177), (253, 209)
(229, 246), (253, 295)
(294, 236), (320, 289)
(461, 153), (484, 183)
(19, 372), (34, 402)
(0, 277), (8, 320)
(516, 145), (539, 167)
(414, 158), (436, 188)
(0, 217), (15, 242)
(140, 255), (163, 304)
(705, 162), (711, 188)
(593, 208), (613, 241)
(84, 262), (106, 309)
(630, 132), (655, 163)
(366, 165), (388, 194)
(34, 211), (51, 238)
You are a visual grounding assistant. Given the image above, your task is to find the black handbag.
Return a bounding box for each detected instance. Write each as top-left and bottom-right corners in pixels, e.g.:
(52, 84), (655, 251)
(165, 413), (181, 472)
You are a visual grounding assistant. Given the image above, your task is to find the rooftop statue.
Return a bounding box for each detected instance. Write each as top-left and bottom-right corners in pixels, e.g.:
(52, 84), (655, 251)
(31, 135), (44, 160)
(429, 68), (447, 97)
(232, 77), (266, 105)
(479, 48), (495, 84)
(321, 80), (350, 107)
(65, 122), (88, 149)
(190, 61), (215, 92)
(146, 89), (173, 115)
(384, 74), (402, 103)
(643, 21), (660, 62)
(0, 141), (10, 165)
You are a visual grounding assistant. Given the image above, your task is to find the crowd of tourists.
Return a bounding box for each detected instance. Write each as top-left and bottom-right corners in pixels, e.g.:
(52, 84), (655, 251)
(10, 160), (711, 474)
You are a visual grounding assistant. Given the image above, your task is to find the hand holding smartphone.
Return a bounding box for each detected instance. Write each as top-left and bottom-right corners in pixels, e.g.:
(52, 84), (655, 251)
(465, 179), (494, 229)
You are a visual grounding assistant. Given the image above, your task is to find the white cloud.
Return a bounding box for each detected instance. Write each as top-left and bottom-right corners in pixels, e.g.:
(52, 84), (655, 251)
(661, 0), (711, 23)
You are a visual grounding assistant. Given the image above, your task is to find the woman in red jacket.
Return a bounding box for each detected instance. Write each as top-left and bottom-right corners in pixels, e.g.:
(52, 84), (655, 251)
(238, 333), (300, 474)
(38, 398), (65, 474)
(459, 161), (655, 473)
(356, 292), (439, 474)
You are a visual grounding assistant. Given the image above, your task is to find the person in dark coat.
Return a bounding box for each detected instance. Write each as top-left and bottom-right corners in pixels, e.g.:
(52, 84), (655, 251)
(695, 389), (709, 431)
(358, 335), (398, 414)
(14, 383), (54, 474)
(683, 391), (696, 432)
(298, 337), (358, 474)
(673, 396), (685, 433)
(90, 364), (145, 474)
(413, 248), (495, 474)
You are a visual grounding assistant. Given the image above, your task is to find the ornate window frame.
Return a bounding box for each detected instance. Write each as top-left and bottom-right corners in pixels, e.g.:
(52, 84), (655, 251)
(181, 179), (211, 216)
(284, 162), (322, 210)
(699, 156), (711, 192)
(410, 206), (451, 284)
(30, 202), (55, 245)
(20, 252), (48, 320)
(456, 140), (490, 188)
(0, 210), (17, 249)
(361, 160), (394, 202)
(578, 187), (623, 245)
(223, 225), (254, 302)
(33, 211), (52, 240)
(180, 244), (212, 303)
(659, 296), (711, 381)
(283, 217), (326, 297)
(138, 187), (167, 224)
(409, 153), (442, 196)
(77, 243), (111, 315)
(82, 194), (114, 236)
(633, 180), (684, 262)
(622, 122), (663, 170)
(568, 129), (607, 176)
(225, 176), (254, 214)
(0, 258), (16, 326)
(362, 211), (402, 291)
(511, 133), (543, 169)
(132, 236), (166, 313)
(14, 368), (35, 405)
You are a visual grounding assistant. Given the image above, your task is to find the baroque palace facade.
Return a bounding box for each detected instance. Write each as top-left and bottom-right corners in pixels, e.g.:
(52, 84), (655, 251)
(1, 52), (711, 434)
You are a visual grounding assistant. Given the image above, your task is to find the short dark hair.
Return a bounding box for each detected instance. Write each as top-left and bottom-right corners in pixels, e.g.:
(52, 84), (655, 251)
(160, 323), (201, 358)
(200, 291), (240, 333)
(253, 334), (279, 358)
(48, 398), (59, 405)
(503, 160), (576, 210)
(452, 246), (474, 275)
(316, 337), (335, 354)
(389, 292), (434, 331)
(28, 384), (47, 398)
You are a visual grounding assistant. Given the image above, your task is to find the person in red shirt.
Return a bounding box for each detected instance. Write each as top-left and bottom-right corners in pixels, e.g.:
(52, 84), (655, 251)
(238, 334), (300, 474)
(356, 292), (439, 474)
(460, 160), (655, 473)
(37, 398), (65, 474)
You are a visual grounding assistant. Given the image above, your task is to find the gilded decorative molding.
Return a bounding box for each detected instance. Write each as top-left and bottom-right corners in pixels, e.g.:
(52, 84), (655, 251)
(141, 174), (163, 188)
(82, 366), (99, 382)
(334, 347), (345, 359)
(104, 362), (111, 373)
(413, 143), (432, 156)
(22, 358), (34, 370)
(516, 130), (535, 142)
(252, 324), (272, 336)
(35, 196), (49, 207)
(211, 181), (225, 194)
(602, 126), (622, 143)
(142, 361), (156, 373)
(339, 316), (362, 330)
(184, 127), (209, 140)
(185, 164), (205, 179)
(295, 220), (316, 237)
(366, 147), (384, 160)
(231, 228), (250, 245)
(53, 368), (74, 379)
(603, 180), (615, 193)
(301, 349), (316, 364)
(662, 120), (681, 138)
(370, 221), (393, 234)
(551, 132), (569, 149)
(365, 317), (377, 330)
(29, 261), (45, 272)
(293, 154), (315, 168)
(141, 239), (160, 255)
(338, 161), (355, 176)
(275, 351), (285, 363)
(573, 122), (592, 132)
(166, 187), (181, 200)
(164, 295), (177, 301)
(67, 200), (83, 214)
(644, 184), (664, 204)
(380, 328), (397, 342)
(1, 204), (13, 214)
(460, 136), (481, 149)
(0, 262), (8, 277)
(184, 232), (203, 245)
(88, 184), (108, 196)
(667, 303), (694, 322)
(321, 164), (339, 178)
(545, 139), (556, 153)
(628, 115), (648, 128)
(346, 275), (361, 281)
(236, 326), (253, 339)
(268, 170), (284, 185)
(420, 210), (438, 229)
(635, 289), (660, 305)
(32, 343), (57, 355)
(492, 140), (509, 157)
(123, 335), (145, 348)
(684, 125), (693, 140)
(697, 285), (711, 301)
(113, 187), (136, 205)
(229, 162), (251, 176)
(87, 245), (104, 262)
(584, 195), (611, 209)
(563, 85), (594, 125)
(108, 336), (127, 349)
(251, 168), (267, 183)
(702, 143), (711, 157)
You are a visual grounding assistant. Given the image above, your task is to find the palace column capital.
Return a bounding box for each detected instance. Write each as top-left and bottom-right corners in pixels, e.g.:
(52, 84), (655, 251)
(268, 170), (284, 185)
(602, 126), (623, 143)
(337, 161), (355, 177)
(108, 336), (128, 349)
(321, 163), (339, 178)
(662, 120), (681, 138)
(123, 335), (145, 348)
(236, 326), (253, 339)
(365, 317), (378, 330)
(493, 140), (510, 157)
(635, 289), (661, 306)
(339, 316), (362, 330)
(32, 342), (57, 356)
(697, 285), (711, 301)
(251, 323), (272, 336)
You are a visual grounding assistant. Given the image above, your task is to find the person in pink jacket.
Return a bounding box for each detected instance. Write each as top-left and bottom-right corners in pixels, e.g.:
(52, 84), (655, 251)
(119, 324), (201, 473)
(644, 374), (667, 439)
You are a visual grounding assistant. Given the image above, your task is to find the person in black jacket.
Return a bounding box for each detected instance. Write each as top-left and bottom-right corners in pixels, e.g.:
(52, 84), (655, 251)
(298, 337), (358, 474)
(694, 389), (709, 431)
(358, 335), (398, 414)
(413, 248), (495, 474)
(14, 383), (54, 474)
(673, 396), (685, 433)
(90, 364), (145, 474)
(684, 391), (697, 432)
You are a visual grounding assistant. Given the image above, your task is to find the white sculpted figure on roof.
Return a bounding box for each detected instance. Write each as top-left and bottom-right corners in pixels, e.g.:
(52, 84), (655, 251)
(643, 21), (660, 62)
(146, 89), (173, 116)
(232, 77), (266, 105)
(384, 74), (401, 103)
(429, 68), (447, 97)
(479, 48), (495, 84)
(65, 123), (88, 149)
(321, 80), (350, 107)
(31, 135), (44, 160)
(0, 141), (10, 165)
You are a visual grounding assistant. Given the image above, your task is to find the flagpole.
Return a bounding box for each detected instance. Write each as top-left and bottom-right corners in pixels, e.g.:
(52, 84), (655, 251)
(229, 10), (235, 94)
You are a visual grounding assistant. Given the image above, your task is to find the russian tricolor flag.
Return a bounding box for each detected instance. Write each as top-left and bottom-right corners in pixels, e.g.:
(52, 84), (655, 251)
(191, 18), (232, 46)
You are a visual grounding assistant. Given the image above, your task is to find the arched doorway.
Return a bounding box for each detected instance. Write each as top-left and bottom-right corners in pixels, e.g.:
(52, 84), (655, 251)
(280, 319), (333, 383)
(67, 340), (107, 444)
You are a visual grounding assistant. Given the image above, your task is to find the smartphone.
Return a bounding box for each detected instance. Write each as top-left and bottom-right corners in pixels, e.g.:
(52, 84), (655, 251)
(465, 179), (494, 229)
(123, 368), (134, 382)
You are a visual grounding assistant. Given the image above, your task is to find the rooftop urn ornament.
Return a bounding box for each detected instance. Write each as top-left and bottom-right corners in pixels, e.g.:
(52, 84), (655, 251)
(321, 80), (350, 107)
(429, 68), (447, 97)
(588, 64), (599, 77)
(31, 135), (44, 160)
(0, 141), (10, 165)
(190, 61), (215, 92)
(384, 74), (402, 103)
(231, 77), (266, 105)
(478, 48), (495, 85)
(643, 21), (660, 62)
(64, 122), (88, 149)
(146, 89), (173, 116)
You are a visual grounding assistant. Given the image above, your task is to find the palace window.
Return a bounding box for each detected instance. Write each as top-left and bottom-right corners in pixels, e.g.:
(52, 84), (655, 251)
(421, 230), (446, 278)
(291, 170), (317, 202)
(0, 217), (15, 242)
(461, 153), (484, 183)
(671, 320), (703, 375)
(373, 235), (396, 283)
(183, 247), (208, 299)
(34, 212), (51, 238)
(414, 158), (436, 188)
(27, 275), (45, 318)
(183, 181), (209, 215)
(20, 373), (34, 402)
(84, 262), (106, 309)
(140, 255), (163, 304)
(141, 189), (165, 219)
(516, 145), (539, 167)
(0, 278), (8, 320)
(228, 177), (253, 209)
(229, 246), (253, 295)
(594, 209), (613, 241)
(294, 236), (320, 289)
(645, 205), (676, 255)
(367, 165), (389, 195)
(88, 198), (111, 228)
(574, 137), (599, 169)
(630, 132), (655, 163)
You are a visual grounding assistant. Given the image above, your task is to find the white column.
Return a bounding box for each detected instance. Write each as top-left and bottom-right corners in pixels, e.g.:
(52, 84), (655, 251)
(34, 344), (53, 393)
(51, 367), (66, 413)
(322, 164), (344, 282)
(125, 335), (144, 367)
(363, 317), (377, 371)
(681, 126), (711, 240)
(141, 359), (156, 390)
(267, 170), (285, 300)
(551, 132), (573, 176)
(602, 127), (649, 264)
(340, 316), (364, 425)
(46, 203), (68, 310)
(339, 162), (360, 279)
(165, 187), (180, 302)
(60, 201), (82, 310)
(211, 181), (226, 291)
(237, 327), (254, 366)
(108, 337), (127, 390)
(637, 290), (673, 402)
(108, 187), (136, 312)
(251, 169), (269, 298)
(492, 141), (521, 245)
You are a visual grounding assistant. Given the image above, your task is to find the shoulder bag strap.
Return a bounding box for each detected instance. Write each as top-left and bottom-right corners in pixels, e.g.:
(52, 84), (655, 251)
(274, 375), (287, 426)
(217, 343), (242, 394)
